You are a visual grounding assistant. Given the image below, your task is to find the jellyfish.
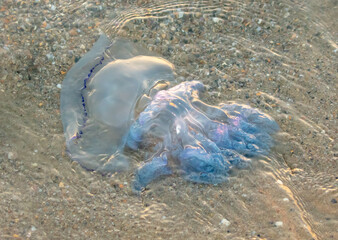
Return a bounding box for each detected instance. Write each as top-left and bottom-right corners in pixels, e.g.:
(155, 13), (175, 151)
(61, 36), (175, 173)
(60, 36), (279, 192)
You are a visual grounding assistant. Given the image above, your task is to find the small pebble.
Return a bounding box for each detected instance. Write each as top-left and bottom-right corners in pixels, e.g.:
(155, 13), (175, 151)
(283, 198), (289, 202)
(8, 152), (17, 160)
(331, 198), (337, 204)
(31, 226), (37, 232)
(69, 28), (78, 36)
(220, 218), (231, 227)
(275, 221), (283, 227)
(46, 53), (54, 61)
(212, 17), (222, 23)
(178, 11), (184, 18)
(276, 180), (283, 185)
(57, 84), (62, 89)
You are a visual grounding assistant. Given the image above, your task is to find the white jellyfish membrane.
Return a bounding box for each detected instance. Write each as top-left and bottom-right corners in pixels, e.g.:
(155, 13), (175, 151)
(61, 36), (279, 191)
(60, 35), (175, 173)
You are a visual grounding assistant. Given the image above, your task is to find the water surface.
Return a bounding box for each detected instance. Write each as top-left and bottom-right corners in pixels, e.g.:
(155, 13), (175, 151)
(0, 0), (336, 239)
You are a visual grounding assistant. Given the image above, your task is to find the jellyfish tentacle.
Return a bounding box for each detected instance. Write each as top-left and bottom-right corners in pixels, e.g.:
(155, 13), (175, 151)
(130, 81), (279, 191)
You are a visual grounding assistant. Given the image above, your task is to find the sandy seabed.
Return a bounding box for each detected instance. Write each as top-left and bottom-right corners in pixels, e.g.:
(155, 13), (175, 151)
(0, 0), (337, 239)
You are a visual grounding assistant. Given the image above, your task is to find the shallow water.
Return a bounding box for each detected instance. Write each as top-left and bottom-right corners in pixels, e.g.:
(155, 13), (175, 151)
(60, 35), (280, 192)
(0, 0), (337, 239)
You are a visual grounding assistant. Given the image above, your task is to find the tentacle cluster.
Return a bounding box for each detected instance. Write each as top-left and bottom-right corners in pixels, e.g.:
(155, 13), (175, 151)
(126, 81), (279, 191)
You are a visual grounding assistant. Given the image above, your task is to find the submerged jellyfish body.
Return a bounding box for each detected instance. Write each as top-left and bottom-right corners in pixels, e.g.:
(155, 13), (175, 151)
(61, 36), (279, 191)
(61, 36), (175, 172)
(127, 81), (279, 190)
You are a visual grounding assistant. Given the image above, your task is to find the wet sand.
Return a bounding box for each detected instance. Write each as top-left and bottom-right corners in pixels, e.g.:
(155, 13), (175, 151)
(0, 0), (337, 239)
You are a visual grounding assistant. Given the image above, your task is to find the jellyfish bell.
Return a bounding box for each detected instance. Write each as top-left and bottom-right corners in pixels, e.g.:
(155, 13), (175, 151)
(86, 56), (175, 128)
(60, 35), (175, 173)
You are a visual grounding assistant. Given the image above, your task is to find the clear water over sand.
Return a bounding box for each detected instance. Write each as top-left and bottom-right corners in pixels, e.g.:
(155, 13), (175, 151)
(0, 0), (336, 239)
